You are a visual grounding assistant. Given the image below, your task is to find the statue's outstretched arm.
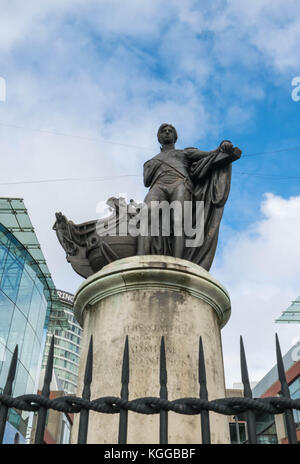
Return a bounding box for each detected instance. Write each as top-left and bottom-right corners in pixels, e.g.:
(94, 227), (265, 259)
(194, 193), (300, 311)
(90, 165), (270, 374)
(212, 147), (242, 168)
(184, 147), (219, 162)
(185, 141), (241, 165)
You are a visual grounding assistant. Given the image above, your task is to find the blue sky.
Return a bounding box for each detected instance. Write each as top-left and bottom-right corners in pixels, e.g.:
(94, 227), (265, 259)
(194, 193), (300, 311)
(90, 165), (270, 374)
(0, 1), (300, 387)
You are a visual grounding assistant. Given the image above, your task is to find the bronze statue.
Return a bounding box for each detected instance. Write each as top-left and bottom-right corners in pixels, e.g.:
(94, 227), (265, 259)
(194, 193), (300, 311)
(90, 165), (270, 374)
(54, 124), (241, 278)
(138, 123), (241, 268)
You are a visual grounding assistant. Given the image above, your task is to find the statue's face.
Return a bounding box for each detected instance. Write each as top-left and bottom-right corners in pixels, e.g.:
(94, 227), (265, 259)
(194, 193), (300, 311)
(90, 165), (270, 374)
(159, 125), (176, 145)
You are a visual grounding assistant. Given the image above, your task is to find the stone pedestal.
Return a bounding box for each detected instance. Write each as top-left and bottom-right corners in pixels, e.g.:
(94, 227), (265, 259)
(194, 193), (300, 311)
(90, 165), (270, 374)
(71, 256), (231, 444)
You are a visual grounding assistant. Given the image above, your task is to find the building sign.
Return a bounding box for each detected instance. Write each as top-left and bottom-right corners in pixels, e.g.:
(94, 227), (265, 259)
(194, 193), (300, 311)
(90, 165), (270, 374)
(56, 290), (74, 306)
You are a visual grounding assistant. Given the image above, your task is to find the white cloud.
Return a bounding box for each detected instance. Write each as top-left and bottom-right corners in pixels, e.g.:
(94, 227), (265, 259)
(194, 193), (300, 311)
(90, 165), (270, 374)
(222, 0), (300, 74)
(213, 193), (300, 387)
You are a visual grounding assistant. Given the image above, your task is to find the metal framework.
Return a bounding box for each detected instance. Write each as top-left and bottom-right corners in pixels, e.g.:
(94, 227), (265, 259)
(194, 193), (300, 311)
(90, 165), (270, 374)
(0, 197), (69, 330)
(276, 295), (300, 324)
(0, 334), (299, 444)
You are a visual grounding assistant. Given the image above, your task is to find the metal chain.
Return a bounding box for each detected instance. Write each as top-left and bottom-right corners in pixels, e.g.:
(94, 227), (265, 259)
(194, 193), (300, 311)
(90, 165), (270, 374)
(1, 393), (299, 416)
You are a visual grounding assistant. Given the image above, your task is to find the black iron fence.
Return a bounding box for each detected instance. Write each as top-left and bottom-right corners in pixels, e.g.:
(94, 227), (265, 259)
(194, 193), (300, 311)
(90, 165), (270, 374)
(0, 334), (299, 444)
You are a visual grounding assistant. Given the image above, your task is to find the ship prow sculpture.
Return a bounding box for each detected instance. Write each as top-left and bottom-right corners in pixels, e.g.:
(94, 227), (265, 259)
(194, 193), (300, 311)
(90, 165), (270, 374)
(54, 124), (241, 278)
(53, 197), (140, 278)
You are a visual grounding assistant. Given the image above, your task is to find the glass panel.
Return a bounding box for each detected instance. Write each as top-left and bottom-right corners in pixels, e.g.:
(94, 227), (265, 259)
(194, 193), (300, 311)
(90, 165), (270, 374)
(229, 422), (246, 444)
(8, 408), (21, 430)
(0, 252), (23, 303)
(38, 263), (49, 275)
(16, 270), (34, 317)
(35, 277), (45, 296)
(13, 362), (29, 397)
(20, 323), (35, 370)
(7, 307), (26, 354)
(289, 376), (300, 395)
(28, 335), (42, 385)
(257, 434), (278, 444)
(0, 199), (10, 209)
(0, 245), (8, 283)
(24, 260), (37, 281)
(60, 417), (71, 444)
(24, 235), (42, 249)
(0, 292), (14, 344)
(25, 376), (34, 395)
(0, 228), (11, 247)
(293, 408), (300, 425)
(13, 229), (39, 245)
(0, 340), (6, 377)
(0, 349), (12, 391)
(5, 232), (22, 249)
(256, 413), (275, 435)
(36, 298), (47, 337)
(8, 240), (27, 265)
(10, 199), (24, 209)
(28, 286), (42, 331)
(290, 377), (300, 425)
(0, 213), (18, 228)
(15, 213), (32, 229)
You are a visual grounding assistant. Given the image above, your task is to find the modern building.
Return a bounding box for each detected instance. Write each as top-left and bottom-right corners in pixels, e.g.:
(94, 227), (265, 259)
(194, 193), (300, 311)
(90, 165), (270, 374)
(227, 343), (300, 444)
(29, 370), (73, 444)
(252, 342), (300, 444)
(226, 388), (245, 444)
(275, 294), (300, 323)
(42, 290), (82, 395)
(0, 197), (68, 443)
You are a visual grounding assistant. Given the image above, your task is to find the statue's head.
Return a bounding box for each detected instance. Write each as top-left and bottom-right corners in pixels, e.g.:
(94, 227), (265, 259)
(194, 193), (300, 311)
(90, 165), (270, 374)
(157, 123), (178, 146)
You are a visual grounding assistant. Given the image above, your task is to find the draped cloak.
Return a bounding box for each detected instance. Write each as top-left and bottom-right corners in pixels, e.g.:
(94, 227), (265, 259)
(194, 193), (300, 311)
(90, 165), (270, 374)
(147, 149), (233, 271)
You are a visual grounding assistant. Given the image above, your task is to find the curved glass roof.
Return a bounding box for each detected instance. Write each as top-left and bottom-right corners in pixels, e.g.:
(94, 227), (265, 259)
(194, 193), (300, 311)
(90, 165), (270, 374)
(0, 197), (69, 329)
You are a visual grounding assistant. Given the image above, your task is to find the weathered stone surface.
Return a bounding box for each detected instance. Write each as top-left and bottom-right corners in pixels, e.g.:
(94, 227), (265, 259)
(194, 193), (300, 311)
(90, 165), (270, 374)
(71, 256), (231, 444)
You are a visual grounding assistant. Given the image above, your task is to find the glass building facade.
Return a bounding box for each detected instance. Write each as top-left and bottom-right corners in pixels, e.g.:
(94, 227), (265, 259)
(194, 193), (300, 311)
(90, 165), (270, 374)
(0, 222), (48, 439)
(0, 198), (68, 443)
(42, 290), (82, 395)
(252, 341), (300, 444)
(276, 294), (300, 323)
(290, 375), (300, 427)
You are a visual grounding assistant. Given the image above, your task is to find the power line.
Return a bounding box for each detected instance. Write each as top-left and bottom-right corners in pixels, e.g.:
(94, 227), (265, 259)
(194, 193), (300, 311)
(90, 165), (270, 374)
(1, 121), (300, 158)
(2, 171), (300, 187)
(0, 122), (153, 151)
(0, 174), (140, 186)
(1, 121), (300, 182)
(237, 171), (300, 180)
(243, 147), (300, 158)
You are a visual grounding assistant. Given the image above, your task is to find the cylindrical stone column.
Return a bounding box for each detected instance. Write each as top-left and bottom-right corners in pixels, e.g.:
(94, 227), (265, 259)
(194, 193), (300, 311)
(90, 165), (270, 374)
(71, 255), (231, 444)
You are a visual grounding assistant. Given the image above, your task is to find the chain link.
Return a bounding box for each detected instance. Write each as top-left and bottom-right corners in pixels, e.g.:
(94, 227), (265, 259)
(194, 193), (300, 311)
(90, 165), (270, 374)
(1, 393), (299, 416)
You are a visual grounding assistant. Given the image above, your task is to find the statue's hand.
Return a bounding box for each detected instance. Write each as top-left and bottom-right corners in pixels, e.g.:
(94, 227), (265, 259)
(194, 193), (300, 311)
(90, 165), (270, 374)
(233, 147), (242, 158)
(220, 140), (234, 154)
